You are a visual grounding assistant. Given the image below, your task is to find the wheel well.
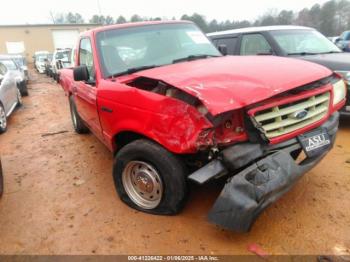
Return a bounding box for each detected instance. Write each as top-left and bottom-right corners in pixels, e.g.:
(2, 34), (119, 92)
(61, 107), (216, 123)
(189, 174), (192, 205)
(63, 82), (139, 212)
(114, 131), (146, 153)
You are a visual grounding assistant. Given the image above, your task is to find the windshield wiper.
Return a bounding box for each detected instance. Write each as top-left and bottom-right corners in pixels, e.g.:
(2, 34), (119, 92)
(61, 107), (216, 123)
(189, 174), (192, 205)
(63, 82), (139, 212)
(172, 54), (220, 64)
(108, 65), (158, 78)
(287, 52), (318, 56)
(318, 51), (342, 54)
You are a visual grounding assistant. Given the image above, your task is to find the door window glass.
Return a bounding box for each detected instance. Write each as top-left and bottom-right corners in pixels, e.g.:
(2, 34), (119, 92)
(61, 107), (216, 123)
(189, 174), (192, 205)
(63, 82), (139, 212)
(79, 38), (95, 80)
(216, 37), (237, 55)
(240, 34), (272, 55)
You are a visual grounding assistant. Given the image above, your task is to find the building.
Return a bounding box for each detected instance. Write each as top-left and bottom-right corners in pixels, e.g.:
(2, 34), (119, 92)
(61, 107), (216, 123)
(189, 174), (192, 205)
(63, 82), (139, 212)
(0, 24), (100, 62)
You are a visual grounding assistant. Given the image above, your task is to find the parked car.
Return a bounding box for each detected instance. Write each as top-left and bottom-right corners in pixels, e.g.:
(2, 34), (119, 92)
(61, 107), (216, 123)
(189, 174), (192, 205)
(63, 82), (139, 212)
(0, 61), (22, 133)
(56, 48), (76, 83)
(207, 25), (350, 116)
(35, 55), (48, 74)
(8, 54), (29, 82)
(335, 31), (350, 52)
(328, 36), (340, 44)
(0, 56), (28, 96)
(51, 48), (71, 81)
(44, 53), (53, 77)
(33, 51), (49, 61)
(59, 21), (346, 232)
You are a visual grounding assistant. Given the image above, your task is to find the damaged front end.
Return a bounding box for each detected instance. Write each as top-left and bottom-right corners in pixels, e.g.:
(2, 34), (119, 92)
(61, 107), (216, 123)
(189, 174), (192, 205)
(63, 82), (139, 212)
(189, 112), (339, 232)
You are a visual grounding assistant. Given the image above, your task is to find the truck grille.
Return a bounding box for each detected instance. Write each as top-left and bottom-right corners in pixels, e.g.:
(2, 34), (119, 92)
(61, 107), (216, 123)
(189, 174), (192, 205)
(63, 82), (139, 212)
(252, 92), (330, 139)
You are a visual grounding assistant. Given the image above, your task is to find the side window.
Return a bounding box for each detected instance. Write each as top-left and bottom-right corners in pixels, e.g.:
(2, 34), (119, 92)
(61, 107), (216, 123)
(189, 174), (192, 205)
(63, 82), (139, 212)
(340, 32), (348, 40)
(346, 32), (350, 41)
(216, 37), (237, 55)
(240, 34), (273, 55)
(79, 38), (95, 80)
(0, 63), (7, 75)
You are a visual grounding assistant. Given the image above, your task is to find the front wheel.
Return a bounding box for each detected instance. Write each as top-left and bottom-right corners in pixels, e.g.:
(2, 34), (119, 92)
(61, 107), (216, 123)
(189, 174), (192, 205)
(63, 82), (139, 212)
(19, 81), (28, 96)
(17, 88), (23, 107)
(113, 139), (188, 215)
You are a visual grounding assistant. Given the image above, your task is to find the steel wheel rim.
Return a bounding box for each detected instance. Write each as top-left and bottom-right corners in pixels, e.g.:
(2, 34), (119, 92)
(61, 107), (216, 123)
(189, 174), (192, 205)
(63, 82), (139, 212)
(0, 106), (6, 129)
(122, 161), (163, 209)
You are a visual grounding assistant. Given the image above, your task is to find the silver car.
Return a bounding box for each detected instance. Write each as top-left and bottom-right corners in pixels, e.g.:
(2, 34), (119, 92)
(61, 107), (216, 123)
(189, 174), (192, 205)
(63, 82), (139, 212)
(0, 56), (28, 96)
(0, 61), (22, 133)
(9, 54), (29, 82)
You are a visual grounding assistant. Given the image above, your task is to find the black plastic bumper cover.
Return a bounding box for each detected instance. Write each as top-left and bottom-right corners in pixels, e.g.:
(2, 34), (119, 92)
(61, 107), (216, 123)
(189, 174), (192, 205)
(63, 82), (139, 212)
(208, 112), (339, 232)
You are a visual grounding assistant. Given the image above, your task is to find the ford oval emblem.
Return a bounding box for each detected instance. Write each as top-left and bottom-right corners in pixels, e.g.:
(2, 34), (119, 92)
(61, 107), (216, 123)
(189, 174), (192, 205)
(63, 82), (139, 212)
(293, 110), (308, 119)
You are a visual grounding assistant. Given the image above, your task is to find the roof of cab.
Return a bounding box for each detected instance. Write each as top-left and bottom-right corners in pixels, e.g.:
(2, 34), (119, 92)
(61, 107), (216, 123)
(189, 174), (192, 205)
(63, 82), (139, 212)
(207, 25), (314, 37)
(80, 20), (194, 37)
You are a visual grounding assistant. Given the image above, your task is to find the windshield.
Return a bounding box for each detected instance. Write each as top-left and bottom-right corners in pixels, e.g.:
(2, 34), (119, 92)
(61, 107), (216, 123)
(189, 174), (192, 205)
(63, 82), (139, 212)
(0, 60), (17, 70)
(270, 29), (341, 55)
(96, 23), (221, 77)
(55, 50), (70, 61)
(37, 56), (46, 62)
(12, 57), (25, 66)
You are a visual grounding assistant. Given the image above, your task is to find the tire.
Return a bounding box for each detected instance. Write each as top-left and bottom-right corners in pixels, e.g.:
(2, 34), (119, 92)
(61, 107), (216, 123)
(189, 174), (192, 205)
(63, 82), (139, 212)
(69, 96), (89, 134)
(113, 139), (188, 215)
(0, 103), (7, 134)
(16, 88), (23, 107)
(18, 81), (28, 96)
(0, 158), (3, 197)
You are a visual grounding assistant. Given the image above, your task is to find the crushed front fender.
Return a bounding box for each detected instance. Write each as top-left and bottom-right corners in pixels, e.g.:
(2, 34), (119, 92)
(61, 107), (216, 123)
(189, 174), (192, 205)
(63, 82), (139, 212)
(208, 142), (333, 232)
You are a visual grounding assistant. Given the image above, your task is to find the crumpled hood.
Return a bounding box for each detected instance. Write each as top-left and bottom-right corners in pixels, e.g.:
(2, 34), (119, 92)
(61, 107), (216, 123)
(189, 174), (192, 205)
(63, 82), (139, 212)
(135, 56), (332, 115)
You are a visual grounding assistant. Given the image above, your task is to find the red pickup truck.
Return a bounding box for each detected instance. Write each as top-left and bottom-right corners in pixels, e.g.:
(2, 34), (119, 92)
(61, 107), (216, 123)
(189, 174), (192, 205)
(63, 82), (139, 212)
(59, 21), (346, 232)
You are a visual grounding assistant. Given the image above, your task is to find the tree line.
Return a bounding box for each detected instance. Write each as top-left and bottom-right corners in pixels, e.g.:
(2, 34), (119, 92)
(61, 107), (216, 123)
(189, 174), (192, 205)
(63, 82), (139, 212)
(52, 0), (350, 36)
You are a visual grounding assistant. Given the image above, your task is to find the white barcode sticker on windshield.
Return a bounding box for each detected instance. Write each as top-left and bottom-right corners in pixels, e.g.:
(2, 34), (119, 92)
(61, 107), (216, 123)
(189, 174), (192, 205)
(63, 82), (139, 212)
(186, 31), (210, 44)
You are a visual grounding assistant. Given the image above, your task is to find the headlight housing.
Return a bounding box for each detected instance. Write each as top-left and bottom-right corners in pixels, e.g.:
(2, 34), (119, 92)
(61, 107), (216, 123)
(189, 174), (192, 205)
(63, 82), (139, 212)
(334, 71), (350, 85)
(332, 79), (347, 105)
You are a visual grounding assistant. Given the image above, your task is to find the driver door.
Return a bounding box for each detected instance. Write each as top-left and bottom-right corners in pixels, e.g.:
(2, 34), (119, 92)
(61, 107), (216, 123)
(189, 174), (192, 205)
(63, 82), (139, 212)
(73, 38), (103, 139)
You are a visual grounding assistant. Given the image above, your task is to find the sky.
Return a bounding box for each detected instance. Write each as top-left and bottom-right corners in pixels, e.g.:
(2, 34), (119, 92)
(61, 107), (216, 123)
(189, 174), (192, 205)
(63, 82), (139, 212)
(0, 0), (331, 25)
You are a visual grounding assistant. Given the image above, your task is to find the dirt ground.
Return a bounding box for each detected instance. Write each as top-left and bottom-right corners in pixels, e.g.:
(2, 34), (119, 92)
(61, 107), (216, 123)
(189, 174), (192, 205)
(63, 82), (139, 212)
(0, 68), (349, 256)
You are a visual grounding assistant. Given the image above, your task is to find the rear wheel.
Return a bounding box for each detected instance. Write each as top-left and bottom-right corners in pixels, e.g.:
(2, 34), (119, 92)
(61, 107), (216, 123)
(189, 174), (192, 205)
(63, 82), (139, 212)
(18, 82), (28, 96)
(113, 139), (188, 215)
(69, 96), (89, 134)
(0, 103), (7, 134)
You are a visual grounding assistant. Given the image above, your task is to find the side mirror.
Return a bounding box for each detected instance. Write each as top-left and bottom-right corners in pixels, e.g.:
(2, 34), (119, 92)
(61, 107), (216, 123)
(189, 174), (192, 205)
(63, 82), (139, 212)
(73, 65), (89, 82)
(218, 44), (228, 56)
(0, 75), (3, 85)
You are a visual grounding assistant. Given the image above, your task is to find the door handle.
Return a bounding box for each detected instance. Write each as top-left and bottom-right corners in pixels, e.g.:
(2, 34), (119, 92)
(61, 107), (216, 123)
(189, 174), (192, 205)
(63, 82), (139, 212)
(101, 106), (113, 113)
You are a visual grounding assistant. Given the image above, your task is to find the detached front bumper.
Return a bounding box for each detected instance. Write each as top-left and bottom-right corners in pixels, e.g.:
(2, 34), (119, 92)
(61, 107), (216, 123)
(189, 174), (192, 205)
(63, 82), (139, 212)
(190, 112), (339, 232)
